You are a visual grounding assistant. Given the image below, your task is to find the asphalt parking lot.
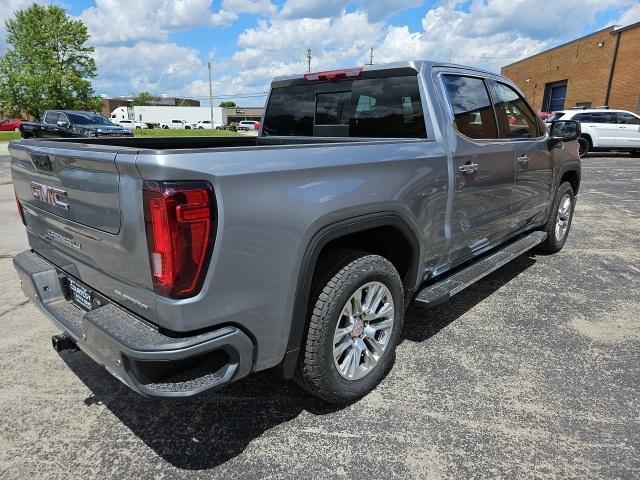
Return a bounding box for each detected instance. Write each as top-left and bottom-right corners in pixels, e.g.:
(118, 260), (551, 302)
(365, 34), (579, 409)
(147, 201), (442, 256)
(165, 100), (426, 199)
(0, 152), (638, 479)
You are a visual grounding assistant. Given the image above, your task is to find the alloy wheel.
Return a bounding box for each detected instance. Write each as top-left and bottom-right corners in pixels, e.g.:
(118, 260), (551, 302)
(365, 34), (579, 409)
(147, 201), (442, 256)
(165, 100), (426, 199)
(333, 281), (395, 381)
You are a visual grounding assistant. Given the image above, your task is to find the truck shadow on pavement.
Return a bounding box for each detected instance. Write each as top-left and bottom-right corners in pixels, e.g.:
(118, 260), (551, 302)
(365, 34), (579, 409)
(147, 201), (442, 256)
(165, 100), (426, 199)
(59, 254), (536, 471)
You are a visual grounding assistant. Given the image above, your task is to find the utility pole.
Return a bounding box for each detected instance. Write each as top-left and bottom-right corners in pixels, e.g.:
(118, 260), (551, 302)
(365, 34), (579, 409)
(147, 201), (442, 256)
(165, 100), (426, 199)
(369, 47), (374, 65)
(208, 58), (214, 127)
(307, 49), (311, 73)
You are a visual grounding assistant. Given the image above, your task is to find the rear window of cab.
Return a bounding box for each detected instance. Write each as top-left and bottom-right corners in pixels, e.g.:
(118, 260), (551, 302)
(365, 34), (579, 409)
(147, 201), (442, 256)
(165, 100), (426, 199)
(262, 75), (427, 138)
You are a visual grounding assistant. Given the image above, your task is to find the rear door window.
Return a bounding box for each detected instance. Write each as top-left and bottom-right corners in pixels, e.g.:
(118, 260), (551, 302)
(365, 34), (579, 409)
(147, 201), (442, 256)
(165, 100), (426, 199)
(616, 112), (640, 125)
(492, 82), (541, 139)
(590, 112), (616, 124)
(263, 74), (426, 138)
(442, 75), (498, 140)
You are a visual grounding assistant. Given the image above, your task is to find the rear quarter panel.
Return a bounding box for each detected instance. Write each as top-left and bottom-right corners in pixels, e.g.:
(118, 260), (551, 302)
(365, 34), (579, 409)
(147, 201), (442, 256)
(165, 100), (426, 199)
(135, 139), (448, 369)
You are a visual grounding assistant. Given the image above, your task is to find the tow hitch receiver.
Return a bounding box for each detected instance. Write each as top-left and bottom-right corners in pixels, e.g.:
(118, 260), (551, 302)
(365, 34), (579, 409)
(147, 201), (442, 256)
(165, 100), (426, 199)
(52, 334), (77, 352)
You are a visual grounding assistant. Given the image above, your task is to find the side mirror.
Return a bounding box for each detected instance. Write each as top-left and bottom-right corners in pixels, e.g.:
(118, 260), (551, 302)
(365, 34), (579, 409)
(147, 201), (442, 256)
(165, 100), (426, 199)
(57, 120), (69, 128)
(549, 120), (580, 143)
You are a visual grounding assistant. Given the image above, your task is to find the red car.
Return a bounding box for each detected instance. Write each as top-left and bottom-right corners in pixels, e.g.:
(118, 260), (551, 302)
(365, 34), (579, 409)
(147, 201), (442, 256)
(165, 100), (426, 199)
(0, 118), (22, 132)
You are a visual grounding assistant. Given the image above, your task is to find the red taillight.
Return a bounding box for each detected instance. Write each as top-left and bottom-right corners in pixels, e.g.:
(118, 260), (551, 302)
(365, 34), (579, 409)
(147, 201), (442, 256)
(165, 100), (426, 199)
(304, 67), (363, 82)
(143, 181), (215, 298)
(14, 188), (25, 225)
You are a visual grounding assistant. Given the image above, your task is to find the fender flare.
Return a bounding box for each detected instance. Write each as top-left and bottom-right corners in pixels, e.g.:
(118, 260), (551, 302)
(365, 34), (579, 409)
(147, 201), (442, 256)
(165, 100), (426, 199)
(556, 161), (581, 192)
(278, 212), (422, 378)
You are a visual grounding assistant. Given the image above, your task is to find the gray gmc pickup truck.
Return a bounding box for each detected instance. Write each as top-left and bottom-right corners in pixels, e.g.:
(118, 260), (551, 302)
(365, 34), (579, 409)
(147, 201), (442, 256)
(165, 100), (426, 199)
(10, 61), (581, 404)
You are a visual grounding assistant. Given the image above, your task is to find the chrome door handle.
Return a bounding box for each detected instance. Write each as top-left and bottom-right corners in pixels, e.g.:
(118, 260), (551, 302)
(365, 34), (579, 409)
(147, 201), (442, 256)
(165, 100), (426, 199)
(459, 162), (479, 175)
(517, 154), (529, 165)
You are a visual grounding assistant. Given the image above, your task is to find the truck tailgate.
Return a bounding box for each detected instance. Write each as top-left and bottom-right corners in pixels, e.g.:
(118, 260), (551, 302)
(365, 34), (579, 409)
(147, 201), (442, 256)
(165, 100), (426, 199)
(10, 141), (157, 322)
(12, 144), (121, 233)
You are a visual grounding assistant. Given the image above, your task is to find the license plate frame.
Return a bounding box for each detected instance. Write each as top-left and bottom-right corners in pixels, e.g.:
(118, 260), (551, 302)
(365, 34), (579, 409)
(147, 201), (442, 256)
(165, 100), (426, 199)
(68, 277), (93, 312)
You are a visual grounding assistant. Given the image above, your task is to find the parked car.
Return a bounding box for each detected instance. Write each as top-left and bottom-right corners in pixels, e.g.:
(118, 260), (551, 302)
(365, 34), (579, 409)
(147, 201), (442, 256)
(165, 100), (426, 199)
(159, 119), (192, 129)
(194, 120), (223, 130)
(0, 118), (22, 132)
(19, 111), (134, 138)
(113, 119), (148, 130)
(237, 120), (260, 131)
(10, 61), (581, 404)
(549, 108), (640, 156)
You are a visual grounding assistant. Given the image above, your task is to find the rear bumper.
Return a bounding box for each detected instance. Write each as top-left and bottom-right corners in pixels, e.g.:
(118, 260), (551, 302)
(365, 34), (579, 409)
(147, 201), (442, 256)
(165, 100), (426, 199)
(13, 250), (254, 398)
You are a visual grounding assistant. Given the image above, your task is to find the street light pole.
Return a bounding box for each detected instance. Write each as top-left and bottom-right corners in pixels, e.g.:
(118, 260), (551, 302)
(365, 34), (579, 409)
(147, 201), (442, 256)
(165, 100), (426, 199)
(208, 58), (214, 127)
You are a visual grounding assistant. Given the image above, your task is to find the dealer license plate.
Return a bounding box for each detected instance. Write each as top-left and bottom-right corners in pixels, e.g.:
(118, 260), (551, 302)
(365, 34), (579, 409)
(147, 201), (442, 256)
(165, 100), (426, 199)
(68, 278), (93, 311)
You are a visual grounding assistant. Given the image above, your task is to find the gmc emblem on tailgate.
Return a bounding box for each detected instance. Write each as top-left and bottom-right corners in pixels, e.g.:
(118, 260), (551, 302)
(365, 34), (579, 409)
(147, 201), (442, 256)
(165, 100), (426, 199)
(31, 181), (69, 210)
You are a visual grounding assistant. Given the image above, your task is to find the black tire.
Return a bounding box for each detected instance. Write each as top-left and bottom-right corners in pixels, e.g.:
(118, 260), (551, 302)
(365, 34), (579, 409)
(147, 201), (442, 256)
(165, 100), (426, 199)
(577, 136), (590, 157)
(537, 181), (576, 254)
(162, 125), (169, 129)
(295, 250), (404, 404)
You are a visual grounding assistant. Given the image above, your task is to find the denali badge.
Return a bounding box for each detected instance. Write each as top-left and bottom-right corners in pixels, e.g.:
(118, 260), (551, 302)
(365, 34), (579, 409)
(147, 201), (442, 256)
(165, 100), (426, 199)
(46, 229), (81, 250)
(31, 181), (69, 210)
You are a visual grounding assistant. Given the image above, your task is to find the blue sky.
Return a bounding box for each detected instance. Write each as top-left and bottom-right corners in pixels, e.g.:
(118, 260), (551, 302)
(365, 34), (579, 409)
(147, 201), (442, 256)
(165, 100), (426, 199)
(2, 0), (640, 107)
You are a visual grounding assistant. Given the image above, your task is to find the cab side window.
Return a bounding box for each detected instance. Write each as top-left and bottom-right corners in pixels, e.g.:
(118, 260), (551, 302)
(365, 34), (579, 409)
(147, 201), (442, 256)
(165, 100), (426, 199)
(617, 112), (640, 125)
(492, 82), (541, 139)
(442, 75), (498, 139)
(44, 112), (59, 125)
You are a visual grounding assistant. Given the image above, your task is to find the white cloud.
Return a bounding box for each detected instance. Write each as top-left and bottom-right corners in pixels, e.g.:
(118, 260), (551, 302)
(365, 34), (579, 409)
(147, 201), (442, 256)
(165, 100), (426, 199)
(615, 2), (640, 27)
(0, 0), (49, 53)
(226, 11), (381, 88)
(92, 41), (204, 95)
(80, 0), (277, 46)
(462, 0), (633, 39)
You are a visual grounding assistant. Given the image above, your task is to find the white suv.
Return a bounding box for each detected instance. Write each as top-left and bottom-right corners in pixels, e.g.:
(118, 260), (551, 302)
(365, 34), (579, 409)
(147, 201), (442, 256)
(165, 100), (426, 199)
(549, 109), (640, 157)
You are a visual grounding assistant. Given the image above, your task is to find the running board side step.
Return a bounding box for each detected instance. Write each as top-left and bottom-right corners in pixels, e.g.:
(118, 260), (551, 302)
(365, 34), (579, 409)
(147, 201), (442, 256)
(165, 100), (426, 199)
(415, 231), (547, 307)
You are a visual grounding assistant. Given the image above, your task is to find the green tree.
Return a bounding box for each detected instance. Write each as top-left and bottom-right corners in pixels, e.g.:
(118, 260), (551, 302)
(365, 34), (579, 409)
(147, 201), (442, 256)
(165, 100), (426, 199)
(132, 91), (160, 106)
(219, 101), (237, 108)
(0, 4), (101, 119)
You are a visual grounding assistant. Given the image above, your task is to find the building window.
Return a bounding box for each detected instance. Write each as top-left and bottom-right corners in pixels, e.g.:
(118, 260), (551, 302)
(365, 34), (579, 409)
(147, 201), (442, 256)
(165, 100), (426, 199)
(542, 80), (568, 112)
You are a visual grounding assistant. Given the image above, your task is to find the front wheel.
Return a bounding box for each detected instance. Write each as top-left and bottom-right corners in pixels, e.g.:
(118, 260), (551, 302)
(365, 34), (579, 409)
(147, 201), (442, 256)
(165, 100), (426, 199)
(296, 250), (404, 404)
(537, 181), (576, 254)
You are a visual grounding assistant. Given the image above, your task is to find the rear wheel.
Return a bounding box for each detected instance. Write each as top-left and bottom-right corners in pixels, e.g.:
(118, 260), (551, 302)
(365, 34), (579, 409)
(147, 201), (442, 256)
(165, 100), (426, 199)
(296, 250), (404, 404)
(577, 136), (590, 157)
(537, 181), (575, 254)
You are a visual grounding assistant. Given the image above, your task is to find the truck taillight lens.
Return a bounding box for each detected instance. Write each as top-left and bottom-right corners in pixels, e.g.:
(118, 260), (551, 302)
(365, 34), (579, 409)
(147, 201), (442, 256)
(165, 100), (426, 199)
(143, 181), (215, 298)
(14, 188), (25, 225)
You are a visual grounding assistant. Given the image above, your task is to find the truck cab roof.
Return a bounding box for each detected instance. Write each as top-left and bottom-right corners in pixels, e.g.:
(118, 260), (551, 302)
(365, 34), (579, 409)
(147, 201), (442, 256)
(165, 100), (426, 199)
(271, 60), (498, 85)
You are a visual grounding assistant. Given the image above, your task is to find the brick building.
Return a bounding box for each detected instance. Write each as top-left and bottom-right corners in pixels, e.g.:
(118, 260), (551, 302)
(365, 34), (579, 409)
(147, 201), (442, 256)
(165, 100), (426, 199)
(501, 21), (640, 113)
